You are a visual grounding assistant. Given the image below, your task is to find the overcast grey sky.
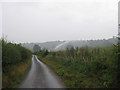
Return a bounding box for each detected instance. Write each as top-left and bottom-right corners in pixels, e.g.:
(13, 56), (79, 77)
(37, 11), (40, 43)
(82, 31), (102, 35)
(0, 0), (119, 43)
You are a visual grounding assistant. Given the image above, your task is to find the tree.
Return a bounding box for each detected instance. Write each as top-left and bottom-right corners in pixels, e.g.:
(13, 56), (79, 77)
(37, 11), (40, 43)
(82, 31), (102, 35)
(33, 44), (41, 53)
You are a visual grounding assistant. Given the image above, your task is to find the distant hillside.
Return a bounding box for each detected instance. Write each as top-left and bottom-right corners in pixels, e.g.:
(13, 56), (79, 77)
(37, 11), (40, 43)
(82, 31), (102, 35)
(22, 41), (65, 52)
(21, 38), (118, 52)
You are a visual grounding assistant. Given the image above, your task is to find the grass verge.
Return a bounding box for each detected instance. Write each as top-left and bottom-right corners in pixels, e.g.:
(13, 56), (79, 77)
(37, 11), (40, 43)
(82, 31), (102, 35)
(2, 56), (32, 88)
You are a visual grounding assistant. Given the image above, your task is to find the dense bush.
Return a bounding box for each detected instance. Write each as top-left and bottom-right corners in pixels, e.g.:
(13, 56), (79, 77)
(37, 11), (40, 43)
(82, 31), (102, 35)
(2, 40), (32, 66)
(2, 39), (32, 88)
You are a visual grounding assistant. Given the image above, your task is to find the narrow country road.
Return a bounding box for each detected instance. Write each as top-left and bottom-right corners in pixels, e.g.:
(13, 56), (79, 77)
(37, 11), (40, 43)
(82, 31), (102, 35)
(18, 55), (65, 88)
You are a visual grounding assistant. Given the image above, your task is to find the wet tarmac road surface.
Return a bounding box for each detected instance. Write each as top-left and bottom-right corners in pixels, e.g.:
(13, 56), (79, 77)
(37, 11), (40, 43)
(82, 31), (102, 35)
(18, 55), (65, 88)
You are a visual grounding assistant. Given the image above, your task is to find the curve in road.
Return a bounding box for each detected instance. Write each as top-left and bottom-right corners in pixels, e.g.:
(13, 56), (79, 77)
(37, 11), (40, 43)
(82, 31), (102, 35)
(18, 55), (65, 88)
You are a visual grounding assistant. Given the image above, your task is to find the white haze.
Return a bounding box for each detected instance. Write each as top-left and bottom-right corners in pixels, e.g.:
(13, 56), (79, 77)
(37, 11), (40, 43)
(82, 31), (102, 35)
(0, 0), (119, 43)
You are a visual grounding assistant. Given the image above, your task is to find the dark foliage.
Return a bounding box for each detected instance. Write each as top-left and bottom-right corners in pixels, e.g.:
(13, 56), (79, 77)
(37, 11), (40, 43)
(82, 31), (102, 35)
(2, 39), (32, 88)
